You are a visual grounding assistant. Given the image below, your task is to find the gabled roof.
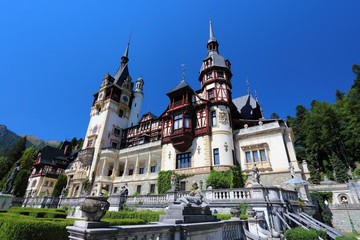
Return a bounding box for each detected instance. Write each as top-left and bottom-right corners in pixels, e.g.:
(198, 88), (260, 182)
(37, 146), (66, 166)
(167, 80), (193, 95)
(232, 94), (263, 120)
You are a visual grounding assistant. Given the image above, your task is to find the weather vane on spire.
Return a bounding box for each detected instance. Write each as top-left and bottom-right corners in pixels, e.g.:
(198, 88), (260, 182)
(181, 64), (186, 81)
(246, 78), (251, 94)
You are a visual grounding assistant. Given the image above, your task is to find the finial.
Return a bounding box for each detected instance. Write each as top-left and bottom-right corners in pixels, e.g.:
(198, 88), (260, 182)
(181, 64), (186, 81)
(209, 20), (216, 42)
(246, 78), (251, 94)
(123, 31), (132, 58)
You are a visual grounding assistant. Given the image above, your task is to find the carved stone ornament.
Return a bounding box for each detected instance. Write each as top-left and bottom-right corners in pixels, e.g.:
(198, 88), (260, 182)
(80, 196), (110, 221)
(218, 110), (228, 125)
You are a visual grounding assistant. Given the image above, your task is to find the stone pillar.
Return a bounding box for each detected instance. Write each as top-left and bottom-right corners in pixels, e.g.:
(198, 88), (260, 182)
(123, 157), (128, 178)
(147, 152), (152, 175)
(134, 155), (139, 179)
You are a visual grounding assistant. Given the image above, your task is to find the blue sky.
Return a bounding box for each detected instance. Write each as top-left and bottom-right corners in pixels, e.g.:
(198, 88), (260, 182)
(1, 1), (359, 141)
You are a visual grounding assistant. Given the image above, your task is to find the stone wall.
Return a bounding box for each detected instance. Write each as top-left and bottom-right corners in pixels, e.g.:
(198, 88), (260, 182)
(330, 204), (360, 234)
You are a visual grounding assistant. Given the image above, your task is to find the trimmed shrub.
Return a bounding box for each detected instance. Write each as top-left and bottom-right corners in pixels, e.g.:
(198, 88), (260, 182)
(336, 236), (357, 240)
(105, 211), (164, 223)
(214, 214), (231, 220)
(285, 227), (324, 240)
(0, 217), (69, 240)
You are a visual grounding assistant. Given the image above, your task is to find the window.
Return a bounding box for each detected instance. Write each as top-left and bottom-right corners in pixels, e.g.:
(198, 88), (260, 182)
(244, 148), (268, 164)
(211, 111), (217, 126)
(150, 166), (157, 173)
(118, 170), (124, 177)
(118, 109), (123, 117)
(217, 71), (224, 78)
(136, 185), (142, 194)
(111, 141), (118, 148)
(184, 114), (190, 128)
(213, 148), (220, 165)
(206, 73), (213, 80)
(128, 169), (134, 176)
(113, 187), (118, 194)
(87, 139), (94, 148)
(139, 167), (145, 174)
(113, 127), (121, 136)
(43, 181), (48, 187)
(252, 151), (259, 162)
(180, 182), (186, 191)
(245, 151), (252, 163)
(150, 184), (156, 194)
(31, 180), (37, 187)
(176, 152), (191, 169)
(208, 89), (215, 100)
(174, 113), (183, 130)
(260, 149), (267, 161)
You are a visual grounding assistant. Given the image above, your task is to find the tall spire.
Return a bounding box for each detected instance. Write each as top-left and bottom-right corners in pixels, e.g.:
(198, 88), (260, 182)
(209, 21), (216, 43)
(121, 42), (130, 66)
(207, 21), (219, 52)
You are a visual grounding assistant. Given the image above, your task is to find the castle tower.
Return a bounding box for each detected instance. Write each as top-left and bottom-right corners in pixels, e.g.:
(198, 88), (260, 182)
(80, 43), (136, 178)
(128, 76), (144, 127)
(198, 21), (235, 167)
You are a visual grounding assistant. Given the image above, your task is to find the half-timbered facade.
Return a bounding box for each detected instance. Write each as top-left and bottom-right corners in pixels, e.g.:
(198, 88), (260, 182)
(64, 22), (304, 197)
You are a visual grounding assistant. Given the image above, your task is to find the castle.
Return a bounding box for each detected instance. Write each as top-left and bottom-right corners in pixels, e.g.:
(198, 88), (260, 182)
(62, 22), (304, 197)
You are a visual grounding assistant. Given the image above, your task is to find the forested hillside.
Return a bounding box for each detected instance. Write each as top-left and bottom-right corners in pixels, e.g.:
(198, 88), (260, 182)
(288, 64), (360, 183)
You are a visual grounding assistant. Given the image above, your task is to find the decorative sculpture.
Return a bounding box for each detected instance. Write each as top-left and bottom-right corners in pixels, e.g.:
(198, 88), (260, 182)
(177, 181), (208, 207)
(3, 161), (20, 194)
(251, 164), (260, 184)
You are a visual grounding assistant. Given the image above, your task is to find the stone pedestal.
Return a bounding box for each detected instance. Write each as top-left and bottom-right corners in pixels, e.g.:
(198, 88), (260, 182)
(0, 193), (14, 211)
(66, 221), (117, 240)
(160, 204), (218, 224)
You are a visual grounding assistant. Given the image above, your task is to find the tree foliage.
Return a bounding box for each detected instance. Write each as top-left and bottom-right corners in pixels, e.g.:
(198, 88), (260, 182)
(52, 174), (68, 197)
(288, 64), (360, 183)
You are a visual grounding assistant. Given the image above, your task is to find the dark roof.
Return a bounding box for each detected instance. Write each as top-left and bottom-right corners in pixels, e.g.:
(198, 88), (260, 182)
(232, 94), (263, 120)
(113, 63), (130, 87)
(199, 51), (229, 74)
(167, 80), (193, 95)
(38, 146), (66, 166)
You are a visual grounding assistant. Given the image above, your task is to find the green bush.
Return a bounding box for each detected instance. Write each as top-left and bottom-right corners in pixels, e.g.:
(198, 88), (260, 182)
(335, 236), (357, 240)
(0, 217), (69, 240)
(214, 214), (231, 220)
(285, 227), (326, 240)
(104, 211), (164, 223)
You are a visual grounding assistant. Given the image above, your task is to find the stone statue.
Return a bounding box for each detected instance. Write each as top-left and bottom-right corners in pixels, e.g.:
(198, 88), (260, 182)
(119, 184), (129, 209)
(177, 181), (208, 207)
(251, 164), (260, 183)
(170, 172), (177, 191)
(3, 161), (21, 194)
(289, 162), (296, 178)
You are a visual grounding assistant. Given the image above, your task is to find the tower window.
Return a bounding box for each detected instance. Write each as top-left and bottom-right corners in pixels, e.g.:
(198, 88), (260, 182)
(111, 141), (118, 148)
(139, 167), (145, 174)
(213, 148), (220, 165)
(150, 166), (157, 173)
(87, 139), (94, 148)
(208, 89), (215, 100)
(184, 114), (190, 128)
(217, 71), (224, 79)
(128, 169), (134, 176)
(206, 73), (213, 80)
(176, 152), (191, 169)
(174, 114), (183, 130)
(119, 109), (124, 118)
(211, 111), (217, 126)
(113, 127), (121, 136)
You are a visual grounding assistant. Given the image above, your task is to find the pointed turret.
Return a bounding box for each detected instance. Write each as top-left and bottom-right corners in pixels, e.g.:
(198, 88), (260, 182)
(114, 43), (131, 87)
(207, 21), (219, 52)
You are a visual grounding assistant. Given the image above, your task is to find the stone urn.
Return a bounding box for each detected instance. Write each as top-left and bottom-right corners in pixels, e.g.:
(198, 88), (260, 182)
(230, 207), (241, 218)
(246, 209), (256, 218)
(80, 196), (110, 221)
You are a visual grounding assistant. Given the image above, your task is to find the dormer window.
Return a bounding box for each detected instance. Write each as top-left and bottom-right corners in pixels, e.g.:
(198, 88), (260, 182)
(217, 71), (224, 79)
